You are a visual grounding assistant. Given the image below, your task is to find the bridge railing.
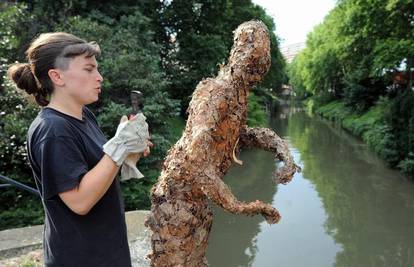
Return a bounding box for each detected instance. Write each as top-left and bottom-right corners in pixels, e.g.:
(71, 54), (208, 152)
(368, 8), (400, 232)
(0, 174), (40, 196)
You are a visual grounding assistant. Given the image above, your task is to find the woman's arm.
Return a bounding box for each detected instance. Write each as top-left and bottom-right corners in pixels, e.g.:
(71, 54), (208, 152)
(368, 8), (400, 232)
(59, 142), (153, 215)
(59, 154), (119, 215)
(59, 114), (151, 215)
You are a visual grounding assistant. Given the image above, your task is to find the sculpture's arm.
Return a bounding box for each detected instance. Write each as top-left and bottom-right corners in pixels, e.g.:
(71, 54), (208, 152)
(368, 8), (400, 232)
(239, 127), (301, 184)
(199, 170), (280, 224)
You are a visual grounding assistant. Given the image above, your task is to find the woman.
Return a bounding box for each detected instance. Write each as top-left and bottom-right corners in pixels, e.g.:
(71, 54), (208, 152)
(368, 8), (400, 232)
(7, 32), (149, 266)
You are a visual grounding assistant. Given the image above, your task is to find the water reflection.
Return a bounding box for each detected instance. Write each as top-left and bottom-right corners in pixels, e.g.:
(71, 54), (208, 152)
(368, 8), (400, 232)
(207, 106), (414, 267)
(279, 110), (414, 267)
(206, 149), (277, 267)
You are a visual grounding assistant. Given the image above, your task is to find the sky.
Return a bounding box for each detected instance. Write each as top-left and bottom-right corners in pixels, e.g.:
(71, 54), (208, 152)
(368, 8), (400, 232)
(253, 0), (336, 47)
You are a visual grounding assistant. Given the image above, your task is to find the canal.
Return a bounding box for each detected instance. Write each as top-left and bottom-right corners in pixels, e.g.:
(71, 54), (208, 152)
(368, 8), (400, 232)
(206, 106), (414, 267)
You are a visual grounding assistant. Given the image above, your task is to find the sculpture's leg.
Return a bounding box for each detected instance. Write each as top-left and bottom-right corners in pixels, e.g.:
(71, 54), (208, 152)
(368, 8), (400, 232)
(145, 195), (212, 267)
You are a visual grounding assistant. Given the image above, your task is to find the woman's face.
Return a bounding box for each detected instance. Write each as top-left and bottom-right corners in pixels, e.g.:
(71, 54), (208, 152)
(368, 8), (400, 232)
(59, 54), (103, 106)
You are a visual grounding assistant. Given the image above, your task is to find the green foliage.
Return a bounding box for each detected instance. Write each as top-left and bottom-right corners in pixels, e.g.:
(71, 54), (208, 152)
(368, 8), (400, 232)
(95, 102), (132, 137)
(308, 92), (336, 110)
(167, 116), (186, 142)
(316, 101), (350, 122)
(398, 153), (414, 176)
(384, 89), (414, 174)
(0, 197), (44, 231)
(342, 69), (387, 112)
(289, 0), (414, 108)
(290, 0), (414, 177)
(372, 39), (414, 76)
(343, 98), (388, 136)
(287, 54), (308, 99)
(363, 124), (399, 165)
(0, 87), (38, 179)
(247, 92), (269, 127)
(317, 96), (411, 176)
(121, 169), (159, 211)
(158, 0), (286, 111)
(0, 86), (42, 230)
(0, 3), (33, 86)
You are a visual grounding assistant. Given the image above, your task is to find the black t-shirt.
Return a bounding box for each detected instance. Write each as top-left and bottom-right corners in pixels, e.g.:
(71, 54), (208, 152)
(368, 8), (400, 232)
(27, 107), (131, 267)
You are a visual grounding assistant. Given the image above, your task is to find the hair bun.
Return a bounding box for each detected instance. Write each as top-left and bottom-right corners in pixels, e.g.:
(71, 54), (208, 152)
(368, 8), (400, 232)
(7, 63), (39, 95)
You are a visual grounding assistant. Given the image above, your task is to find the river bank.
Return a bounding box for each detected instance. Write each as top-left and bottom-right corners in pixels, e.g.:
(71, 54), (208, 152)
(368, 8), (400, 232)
(314, 99), (413, 179)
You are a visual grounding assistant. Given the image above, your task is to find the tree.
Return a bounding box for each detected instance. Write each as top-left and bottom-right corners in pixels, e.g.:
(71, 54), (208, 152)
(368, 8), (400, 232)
(156, 0), (286, 112)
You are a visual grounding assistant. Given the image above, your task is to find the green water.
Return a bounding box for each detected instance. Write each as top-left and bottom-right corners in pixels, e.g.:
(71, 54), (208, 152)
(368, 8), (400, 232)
(206, 107), (414, 267)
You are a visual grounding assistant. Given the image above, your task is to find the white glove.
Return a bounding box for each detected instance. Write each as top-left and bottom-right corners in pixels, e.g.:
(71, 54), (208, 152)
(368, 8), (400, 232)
(103, 113), (150, 166)
(121, 141), (152, 181)
(121, 153), (144, 181)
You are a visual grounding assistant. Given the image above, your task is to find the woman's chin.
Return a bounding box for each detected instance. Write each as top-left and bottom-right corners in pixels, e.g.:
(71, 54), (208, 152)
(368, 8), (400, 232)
(85, 97), (99, 105)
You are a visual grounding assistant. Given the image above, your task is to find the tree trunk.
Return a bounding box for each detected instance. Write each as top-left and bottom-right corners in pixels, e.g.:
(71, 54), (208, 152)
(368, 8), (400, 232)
(407, 57), (413, 91)
(145, 21), (301, 267)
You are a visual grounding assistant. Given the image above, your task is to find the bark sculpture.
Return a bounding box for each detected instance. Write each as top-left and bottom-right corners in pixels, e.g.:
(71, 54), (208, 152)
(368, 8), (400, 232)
(145, 20), (301, 267)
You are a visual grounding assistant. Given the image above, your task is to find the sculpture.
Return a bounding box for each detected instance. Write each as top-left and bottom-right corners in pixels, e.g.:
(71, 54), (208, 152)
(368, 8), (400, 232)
(145, 20), (300, 267)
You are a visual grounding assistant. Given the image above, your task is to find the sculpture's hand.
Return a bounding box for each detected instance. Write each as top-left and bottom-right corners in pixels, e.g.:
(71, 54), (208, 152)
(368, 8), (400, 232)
(199, 169), (281, 224)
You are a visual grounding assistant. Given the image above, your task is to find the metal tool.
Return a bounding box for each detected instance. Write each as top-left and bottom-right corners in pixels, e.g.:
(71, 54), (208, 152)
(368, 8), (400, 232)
(130, 90), (143, 114)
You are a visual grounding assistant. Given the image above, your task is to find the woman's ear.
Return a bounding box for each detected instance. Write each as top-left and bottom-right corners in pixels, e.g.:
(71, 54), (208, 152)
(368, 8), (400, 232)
(48, 69), (65, 87)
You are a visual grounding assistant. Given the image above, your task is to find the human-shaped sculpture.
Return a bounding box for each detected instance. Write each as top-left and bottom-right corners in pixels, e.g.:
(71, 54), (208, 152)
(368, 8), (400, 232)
(145, 20), (300, 267)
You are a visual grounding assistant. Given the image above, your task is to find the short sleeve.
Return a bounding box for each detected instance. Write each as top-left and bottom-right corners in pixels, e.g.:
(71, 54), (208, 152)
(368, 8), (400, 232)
(35, 136), (88, 199)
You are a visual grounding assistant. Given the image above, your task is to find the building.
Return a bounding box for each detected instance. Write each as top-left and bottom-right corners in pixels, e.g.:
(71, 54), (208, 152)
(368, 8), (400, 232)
(280, 42), (306, 63)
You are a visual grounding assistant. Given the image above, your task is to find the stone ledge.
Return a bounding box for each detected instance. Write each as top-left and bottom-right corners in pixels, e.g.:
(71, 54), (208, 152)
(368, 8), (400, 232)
(0, 210), (151, 260)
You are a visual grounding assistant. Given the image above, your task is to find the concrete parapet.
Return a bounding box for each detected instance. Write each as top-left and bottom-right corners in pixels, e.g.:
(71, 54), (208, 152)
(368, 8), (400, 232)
(0, 210), (151, 266)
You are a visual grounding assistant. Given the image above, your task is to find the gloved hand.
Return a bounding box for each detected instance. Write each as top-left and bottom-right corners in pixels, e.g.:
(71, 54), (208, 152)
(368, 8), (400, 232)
(103, 113), (150, 166)
(121, 153), (143, 181)
(120, 140), (153, 181)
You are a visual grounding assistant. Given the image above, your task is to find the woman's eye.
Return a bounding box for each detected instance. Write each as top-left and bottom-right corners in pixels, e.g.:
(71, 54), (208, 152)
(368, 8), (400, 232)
(85, 69), (93, 72)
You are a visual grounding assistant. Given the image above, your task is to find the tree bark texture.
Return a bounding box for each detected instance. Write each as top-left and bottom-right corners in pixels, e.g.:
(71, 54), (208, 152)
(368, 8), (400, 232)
(145, 21), (301, 267)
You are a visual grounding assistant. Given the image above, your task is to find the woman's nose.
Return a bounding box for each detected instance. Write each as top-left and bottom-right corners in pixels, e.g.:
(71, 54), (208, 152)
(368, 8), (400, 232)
(97, 71), (103, 82)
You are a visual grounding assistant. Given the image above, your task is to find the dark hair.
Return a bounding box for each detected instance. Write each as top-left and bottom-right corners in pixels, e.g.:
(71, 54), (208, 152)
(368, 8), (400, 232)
(7, 32), (101, 106)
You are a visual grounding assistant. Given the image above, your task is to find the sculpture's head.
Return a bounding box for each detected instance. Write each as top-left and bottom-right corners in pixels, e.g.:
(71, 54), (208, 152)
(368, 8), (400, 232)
(226, 20), (271, 85)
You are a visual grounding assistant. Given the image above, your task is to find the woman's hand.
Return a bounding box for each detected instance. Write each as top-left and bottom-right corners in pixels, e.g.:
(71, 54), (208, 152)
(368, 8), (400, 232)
(103, 114), (149, 166)
(143, 140), (154, 157)
(120, 141), (153, 181)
